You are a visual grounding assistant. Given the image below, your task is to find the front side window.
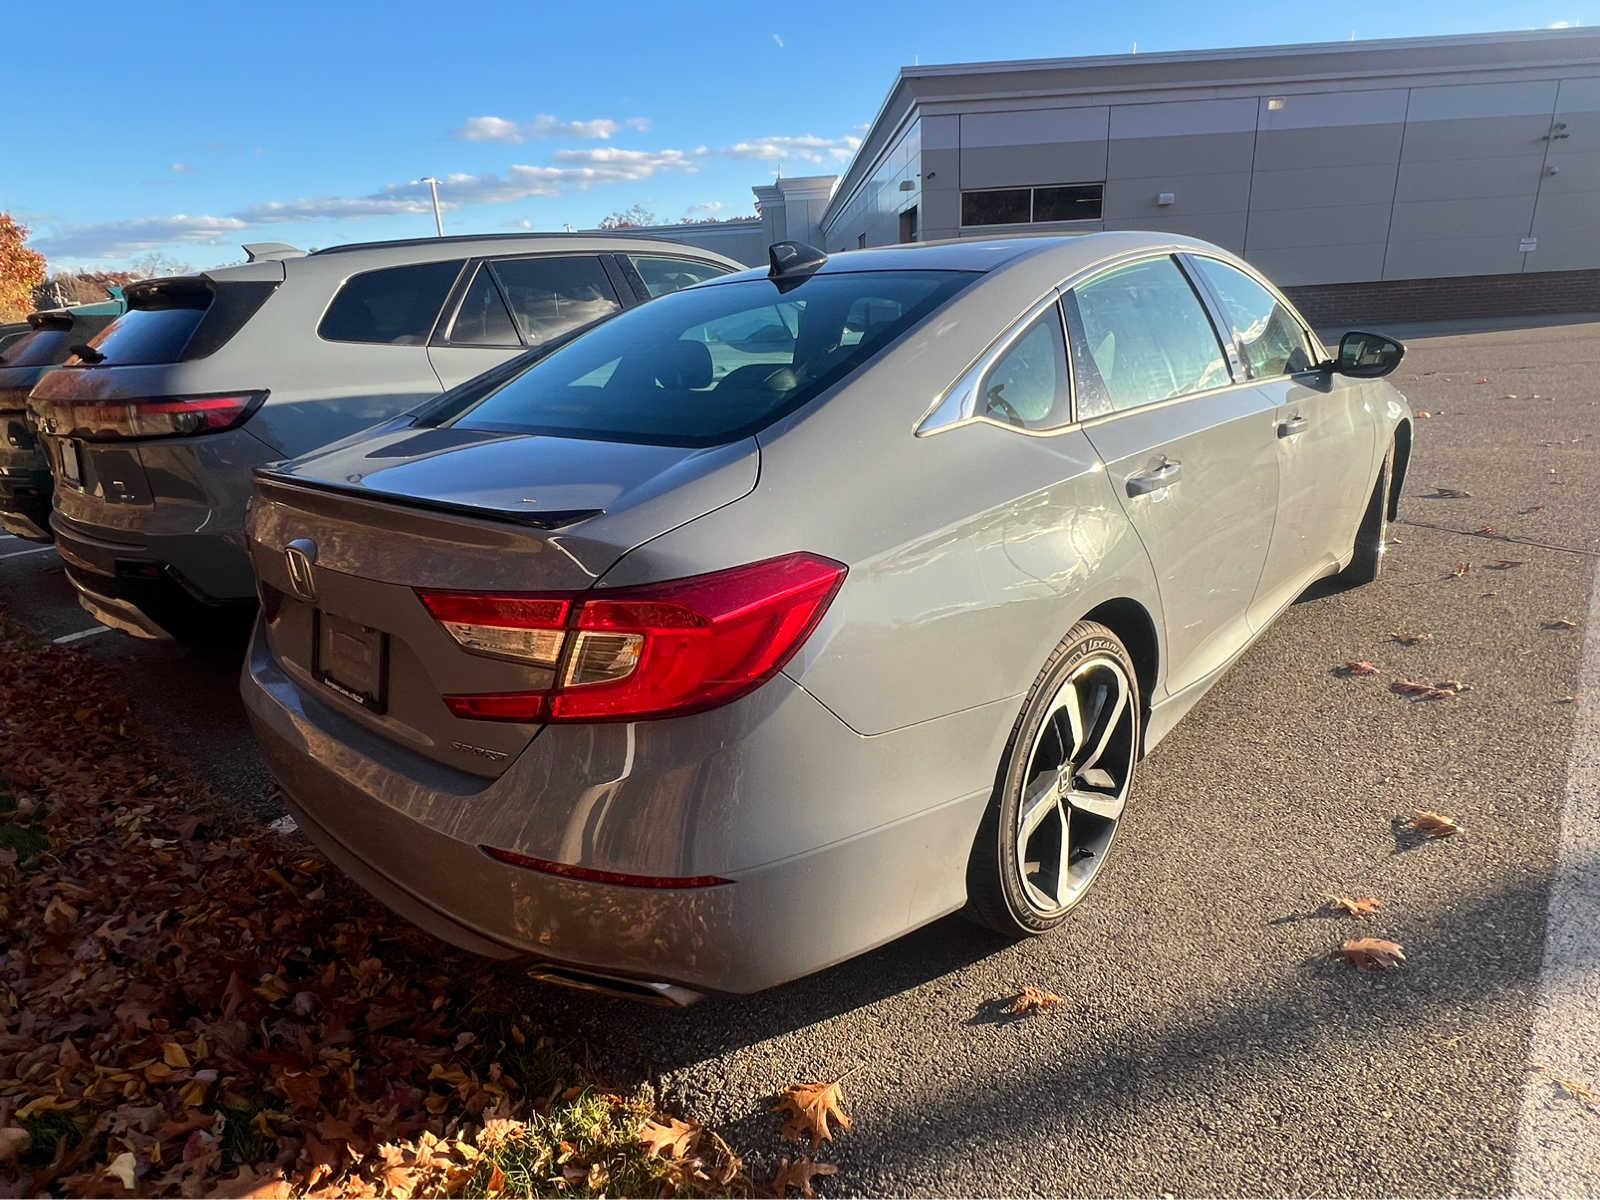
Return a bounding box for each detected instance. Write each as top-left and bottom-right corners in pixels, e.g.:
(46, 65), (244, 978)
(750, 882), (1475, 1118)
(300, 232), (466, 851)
(1190, 257), (1318, 379)
(1065, 256), (1231, 416)
(319, 260), (465, 345)
(627, 256), (731, 299)
(490, 255), (621, 346)
(427, 269), (977, 447)
(980, 306), (1071, 431)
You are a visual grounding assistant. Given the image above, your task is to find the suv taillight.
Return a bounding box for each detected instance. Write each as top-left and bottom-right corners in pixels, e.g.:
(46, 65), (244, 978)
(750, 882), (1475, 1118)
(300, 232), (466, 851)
(50, 392), (266, 441)
(417, 552), (847, 723)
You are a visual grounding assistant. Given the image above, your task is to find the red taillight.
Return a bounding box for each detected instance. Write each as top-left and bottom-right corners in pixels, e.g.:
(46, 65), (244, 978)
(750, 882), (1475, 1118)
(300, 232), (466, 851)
(419, 552), (846, 723)
(479, 845), (731, 889)
(53, 392), (265, 441)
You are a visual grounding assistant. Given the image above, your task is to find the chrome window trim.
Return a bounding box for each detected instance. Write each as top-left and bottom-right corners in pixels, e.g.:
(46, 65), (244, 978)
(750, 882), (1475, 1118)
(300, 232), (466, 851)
(915, 243), (1307, 441)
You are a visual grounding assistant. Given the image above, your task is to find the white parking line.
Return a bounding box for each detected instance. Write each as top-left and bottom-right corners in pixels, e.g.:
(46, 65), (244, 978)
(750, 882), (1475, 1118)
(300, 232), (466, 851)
(1513, 558), (1600, 1195)
(52, 626), (110, 645)
(0, 545), (55, 562)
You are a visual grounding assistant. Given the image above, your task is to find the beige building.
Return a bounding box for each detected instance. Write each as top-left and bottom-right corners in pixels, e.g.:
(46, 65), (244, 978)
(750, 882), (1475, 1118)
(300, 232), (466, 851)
(807, 29), (1600, 317)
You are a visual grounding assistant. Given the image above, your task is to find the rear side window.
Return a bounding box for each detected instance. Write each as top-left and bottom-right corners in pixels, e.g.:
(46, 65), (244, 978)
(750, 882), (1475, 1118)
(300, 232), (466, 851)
(0, 326), (72, 368)
(489, 256), (621, 346)
(429, 269), (978, 447)
(980, 306), (1071, 431)
(319, 260), (464, 345)
(1189, 257), (1318, 378)
(1065, 257), (1231, 417)
(627, 255), (731, 298)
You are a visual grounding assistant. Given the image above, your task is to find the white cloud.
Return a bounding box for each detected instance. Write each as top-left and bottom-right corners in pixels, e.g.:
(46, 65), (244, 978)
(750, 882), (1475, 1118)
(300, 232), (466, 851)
(772, 32), (785, 48)
(721, 133), (859, 164)
(685, 200), (725, 216)
(170, 162), (190, 174)
(32, 215), (249, 259)
(454, 114), (652, 143)
(1548, 18), (1574, 26)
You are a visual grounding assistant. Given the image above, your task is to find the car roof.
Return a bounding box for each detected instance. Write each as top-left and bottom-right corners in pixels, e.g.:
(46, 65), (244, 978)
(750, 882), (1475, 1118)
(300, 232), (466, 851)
(712, 230), (1228, 285)
(200, 233), (742, 284)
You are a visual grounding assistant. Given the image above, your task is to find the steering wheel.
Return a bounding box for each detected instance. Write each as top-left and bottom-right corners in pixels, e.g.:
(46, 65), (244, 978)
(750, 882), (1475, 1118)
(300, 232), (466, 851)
(985, 386), (1024, 427)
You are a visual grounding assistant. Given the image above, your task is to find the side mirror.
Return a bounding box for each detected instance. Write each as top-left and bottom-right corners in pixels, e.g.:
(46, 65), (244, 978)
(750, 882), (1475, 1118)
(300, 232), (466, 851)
(1334, 330), (1405, 378)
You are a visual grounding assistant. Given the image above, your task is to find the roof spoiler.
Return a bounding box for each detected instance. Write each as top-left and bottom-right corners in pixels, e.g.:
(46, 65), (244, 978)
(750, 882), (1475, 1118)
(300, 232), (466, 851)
(242, 242), (306, 262)
(768, 241), (827, 292)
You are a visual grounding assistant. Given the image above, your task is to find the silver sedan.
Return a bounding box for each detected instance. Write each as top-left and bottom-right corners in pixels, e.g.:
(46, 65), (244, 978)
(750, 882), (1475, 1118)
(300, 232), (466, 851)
(240, 232), (1412, 1003)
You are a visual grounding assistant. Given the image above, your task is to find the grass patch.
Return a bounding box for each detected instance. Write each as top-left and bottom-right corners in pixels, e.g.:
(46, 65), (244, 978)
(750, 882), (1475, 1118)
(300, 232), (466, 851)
(461, 1090), (668, 1198)
(218, 1102), (278, 1172)
(20, 1110), (86, 1170)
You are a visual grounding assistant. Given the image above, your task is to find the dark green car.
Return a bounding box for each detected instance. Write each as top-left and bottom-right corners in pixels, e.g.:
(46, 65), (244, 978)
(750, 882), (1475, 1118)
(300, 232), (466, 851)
(0, 300), (122, 540)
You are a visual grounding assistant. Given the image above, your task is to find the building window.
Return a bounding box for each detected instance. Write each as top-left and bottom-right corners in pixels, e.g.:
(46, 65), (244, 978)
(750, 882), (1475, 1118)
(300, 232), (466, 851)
(961, 183), (1103, 227)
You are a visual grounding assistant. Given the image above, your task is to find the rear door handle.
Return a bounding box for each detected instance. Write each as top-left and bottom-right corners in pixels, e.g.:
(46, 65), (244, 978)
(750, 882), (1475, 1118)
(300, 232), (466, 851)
(1127, 459), (1181, 497)
(1278, 414), (1308, 438)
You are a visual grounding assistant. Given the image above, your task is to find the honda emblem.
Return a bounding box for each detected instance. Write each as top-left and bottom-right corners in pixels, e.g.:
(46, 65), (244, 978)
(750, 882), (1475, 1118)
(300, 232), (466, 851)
(284, 538), (318, 603)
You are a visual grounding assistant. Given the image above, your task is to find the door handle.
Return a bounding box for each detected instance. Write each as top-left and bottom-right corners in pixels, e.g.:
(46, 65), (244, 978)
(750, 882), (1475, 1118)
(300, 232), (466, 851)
(1278, 414), (1308, 438)
(1127, 459), (1181, 497)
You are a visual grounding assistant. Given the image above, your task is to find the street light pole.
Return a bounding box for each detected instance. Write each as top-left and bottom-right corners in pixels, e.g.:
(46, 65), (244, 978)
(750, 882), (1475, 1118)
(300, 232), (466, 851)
(419, 177), (444, 237)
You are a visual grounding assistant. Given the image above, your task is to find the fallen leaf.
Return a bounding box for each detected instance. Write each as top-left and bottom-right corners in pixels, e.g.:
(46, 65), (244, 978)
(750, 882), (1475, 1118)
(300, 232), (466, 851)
(1539, 1067), (1600, 1111)
(1409, 810), (1461, 838)
(1327, 895), (1384, 918)
(1339, 937), (1406, 971)
(1475, 525), (1499, 536)
(1429, 486), (1472, 499)
(485, 1163), (507, 1198)
(1519, 505), (1544, 515)
(637, 1116), (699, 1160)
(1448, 562), (1471, 579)
(1392, 679), (1458, 702)
(1544, 618), (1579, 630)
(771, 1157), (840, 1198)
(1474, 377), (1488, 384)
(1555, 694), (1580, 705)
(773, 1079), (853, 1149)
(107, 1151), (138, 1191)
(1004, 985), (1067, 1015)
(1388, 632), (1434, 645)
(1432, 679), (1472, 696)
(1415, 409), (1433, 418)
(1335, 660), (1382, 677)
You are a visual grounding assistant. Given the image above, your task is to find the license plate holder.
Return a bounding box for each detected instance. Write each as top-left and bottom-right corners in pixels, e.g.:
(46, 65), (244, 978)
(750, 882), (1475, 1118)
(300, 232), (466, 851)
(314, 612), (388, 713)
(58, 439), (82, 488)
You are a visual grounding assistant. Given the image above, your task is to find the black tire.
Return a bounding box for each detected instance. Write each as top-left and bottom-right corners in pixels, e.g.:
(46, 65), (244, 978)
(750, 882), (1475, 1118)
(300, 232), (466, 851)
(966, 620), (1140, 937)
(1335, 448), (1393, 587)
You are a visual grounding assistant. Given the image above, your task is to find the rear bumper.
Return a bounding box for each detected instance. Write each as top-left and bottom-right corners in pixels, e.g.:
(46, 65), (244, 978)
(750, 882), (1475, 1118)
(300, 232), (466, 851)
(0, 436), (52, 542)
(241, 620), (996, 995)
(52, 512), (256, 637)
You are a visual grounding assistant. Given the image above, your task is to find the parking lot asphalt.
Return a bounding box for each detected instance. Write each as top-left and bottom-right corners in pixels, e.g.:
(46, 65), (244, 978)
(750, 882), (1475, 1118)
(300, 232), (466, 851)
(2, 315), (1597, 1196)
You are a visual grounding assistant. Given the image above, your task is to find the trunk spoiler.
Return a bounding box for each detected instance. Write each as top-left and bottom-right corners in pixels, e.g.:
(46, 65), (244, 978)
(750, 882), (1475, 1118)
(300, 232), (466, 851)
(252, 470), (602, 531)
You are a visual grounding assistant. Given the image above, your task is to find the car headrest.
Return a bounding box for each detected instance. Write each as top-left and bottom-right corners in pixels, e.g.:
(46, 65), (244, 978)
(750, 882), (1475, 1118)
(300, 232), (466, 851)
(655, 340), (713, 389)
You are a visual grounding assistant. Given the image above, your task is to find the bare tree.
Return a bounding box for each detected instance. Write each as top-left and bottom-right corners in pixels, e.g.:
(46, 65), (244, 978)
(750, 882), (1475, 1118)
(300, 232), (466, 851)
(597, 204), (659, 230)
(127, 251), (194, 280)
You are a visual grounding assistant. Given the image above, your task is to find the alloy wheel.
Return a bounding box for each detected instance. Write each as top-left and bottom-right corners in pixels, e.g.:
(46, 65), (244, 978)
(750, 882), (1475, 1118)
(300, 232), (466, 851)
(1014, 655), (1137, 916)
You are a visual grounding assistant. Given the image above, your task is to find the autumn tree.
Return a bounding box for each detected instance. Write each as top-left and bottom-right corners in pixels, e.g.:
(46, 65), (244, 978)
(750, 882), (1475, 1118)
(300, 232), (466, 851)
(597, 203), (660, 230)
(0, 212), (47, 322)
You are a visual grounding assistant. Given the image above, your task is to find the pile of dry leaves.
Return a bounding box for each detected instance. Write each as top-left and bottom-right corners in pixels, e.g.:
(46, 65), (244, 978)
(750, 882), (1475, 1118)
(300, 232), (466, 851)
(0, 619), (743, 1199)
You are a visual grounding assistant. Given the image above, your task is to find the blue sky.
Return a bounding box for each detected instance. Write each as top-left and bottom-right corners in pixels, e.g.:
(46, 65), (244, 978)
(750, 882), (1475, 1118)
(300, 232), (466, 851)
(6, 0), (1591, 270)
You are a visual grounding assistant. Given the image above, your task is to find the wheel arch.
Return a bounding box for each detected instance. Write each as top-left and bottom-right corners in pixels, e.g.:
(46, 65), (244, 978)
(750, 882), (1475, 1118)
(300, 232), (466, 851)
(1080, 596), (1160, 754)
(1389, 418), (1413, 520)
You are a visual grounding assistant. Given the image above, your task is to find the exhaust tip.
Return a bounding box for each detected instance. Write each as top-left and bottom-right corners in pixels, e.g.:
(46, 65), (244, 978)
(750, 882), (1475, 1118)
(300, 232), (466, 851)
(526, 964), (704, 1008)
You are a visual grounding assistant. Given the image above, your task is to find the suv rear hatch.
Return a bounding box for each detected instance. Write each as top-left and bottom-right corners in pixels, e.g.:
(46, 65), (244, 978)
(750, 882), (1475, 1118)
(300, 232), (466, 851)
(247, 423), (759, 778)
(27, 270), (281, 524)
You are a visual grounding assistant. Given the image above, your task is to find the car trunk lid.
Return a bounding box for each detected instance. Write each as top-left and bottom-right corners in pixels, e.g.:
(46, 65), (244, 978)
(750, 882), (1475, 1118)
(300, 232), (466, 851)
(247, 425), (758, 777)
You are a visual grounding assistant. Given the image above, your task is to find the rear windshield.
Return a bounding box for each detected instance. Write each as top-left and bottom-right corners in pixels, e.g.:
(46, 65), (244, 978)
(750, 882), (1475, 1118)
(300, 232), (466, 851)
(0, 326), (72, 368)
(83, 284), (211, 366)
(432, 270), (978, 446)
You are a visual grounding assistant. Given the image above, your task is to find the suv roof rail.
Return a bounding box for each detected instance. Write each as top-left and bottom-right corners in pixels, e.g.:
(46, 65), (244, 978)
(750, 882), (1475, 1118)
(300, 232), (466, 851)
(307, 230), (699, 257)
(242, 242), (307, 262)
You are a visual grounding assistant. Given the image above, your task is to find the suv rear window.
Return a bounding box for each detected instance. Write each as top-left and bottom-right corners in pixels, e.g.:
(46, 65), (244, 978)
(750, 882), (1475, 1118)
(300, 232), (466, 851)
(81, 282), (212, 366)
(319, 260), (465, 345)
(0, 325), (72, 368)
(429, 269), (978, 447)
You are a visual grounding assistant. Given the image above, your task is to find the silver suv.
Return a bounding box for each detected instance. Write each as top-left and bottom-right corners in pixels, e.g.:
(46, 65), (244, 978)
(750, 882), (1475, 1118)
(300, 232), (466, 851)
(28, 234), (738, 639)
